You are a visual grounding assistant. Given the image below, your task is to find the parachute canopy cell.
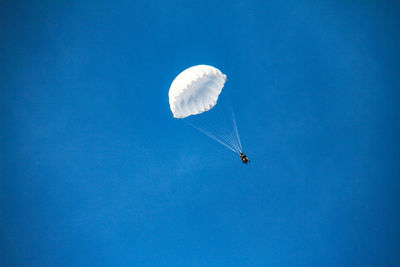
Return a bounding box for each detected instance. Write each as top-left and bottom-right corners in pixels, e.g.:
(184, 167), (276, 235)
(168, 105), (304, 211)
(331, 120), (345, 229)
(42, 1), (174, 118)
(168, 65), (227, 119)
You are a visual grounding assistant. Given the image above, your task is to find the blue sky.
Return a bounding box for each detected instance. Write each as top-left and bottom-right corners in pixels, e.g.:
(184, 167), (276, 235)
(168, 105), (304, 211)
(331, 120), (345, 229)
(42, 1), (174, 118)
(1, 1), (399, 266)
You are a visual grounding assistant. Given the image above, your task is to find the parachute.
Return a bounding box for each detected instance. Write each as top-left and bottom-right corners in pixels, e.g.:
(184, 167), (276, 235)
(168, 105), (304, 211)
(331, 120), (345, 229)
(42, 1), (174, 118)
(169, 65), (226, 119)
(168, 65), (243, 154)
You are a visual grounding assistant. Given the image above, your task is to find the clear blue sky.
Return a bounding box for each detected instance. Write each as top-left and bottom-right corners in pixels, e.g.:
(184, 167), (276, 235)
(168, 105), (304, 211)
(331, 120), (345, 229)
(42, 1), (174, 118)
(1, 1), (399, 266)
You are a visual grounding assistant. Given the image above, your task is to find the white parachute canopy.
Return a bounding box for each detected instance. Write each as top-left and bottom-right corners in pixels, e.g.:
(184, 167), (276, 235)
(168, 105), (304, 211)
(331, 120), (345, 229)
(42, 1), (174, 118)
(168, 65), (242, 154)
(169, 65), (227, 119)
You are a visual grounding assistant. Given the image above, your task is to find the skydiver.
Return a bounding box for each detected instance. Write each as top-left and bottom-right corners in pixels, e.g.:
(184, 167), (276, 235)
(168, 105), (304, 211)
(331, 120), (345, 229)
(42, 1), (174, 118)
(240, 152), (250, 164)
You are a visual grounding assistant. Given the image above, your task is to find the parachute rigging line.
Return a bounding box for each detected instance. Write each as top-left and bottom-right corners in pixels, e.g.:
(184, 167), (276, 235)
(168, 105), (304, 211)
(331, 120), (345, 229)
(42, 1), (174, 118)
(184, 119), (238, 153)
(230, 106), (242, 152)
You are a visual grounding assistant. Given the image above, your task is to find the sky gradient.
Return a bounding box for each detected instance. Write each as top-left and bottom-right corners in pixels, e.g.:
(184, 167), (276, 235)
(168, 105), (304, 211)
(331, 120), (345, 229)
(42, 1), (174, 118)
(1, 1), (399, 266)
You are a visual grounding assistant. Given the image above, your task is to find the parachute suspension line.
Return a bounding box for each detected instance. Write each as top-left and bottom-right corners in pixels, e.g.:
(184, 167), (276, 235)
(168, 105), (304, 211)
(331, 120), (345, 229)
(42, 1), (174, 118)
(212, 104), (238, 151)
(224, 102), (242, 154)
(185, 109), (234, 153)
(217, 96), (242, 154)
(230, 106), (243, 152)
(205, 97), (242, 154)
(219, 107), (240, 154)
(195, 99), (238, 153)
(189, 113), (237, 153)
(184, 119), (237, 153)
(211, 102), (241, 154)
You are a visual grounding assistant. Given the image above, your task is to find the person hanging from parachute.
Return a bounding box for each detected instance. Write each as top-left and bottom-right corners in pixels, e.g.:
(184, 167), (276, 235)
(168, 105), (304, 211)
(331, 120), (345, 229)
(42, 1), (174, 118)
(168, 65), (250, 164)
(240, 152), (250, 164)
